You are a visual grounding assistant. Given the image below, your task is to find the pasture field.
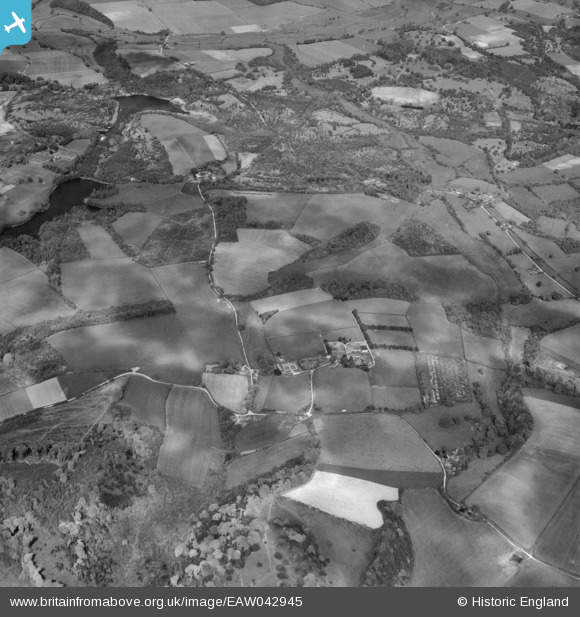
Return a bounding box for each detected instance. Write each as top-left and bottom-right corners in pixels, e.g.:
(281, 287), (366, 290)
(225, 434), (310, 489)
(456, 208), (517, 255)
(504, 298), (580, 330)
(407, 304), (464, 358)
(534, 478), (580, 576)
(276, 497), (375, 587)
(157, 387), (221, 486)
(420, 137), (486, 169)
(202, 373), (248, 414)
(61, 258), (165, 310)
(317, 414), (441, 475)
(90, 2), (165, 32)
(346, 298), (410, 315)
(543, 154), (580, 173)
(532, 183), (580, 204)
(0, 180), (54, 227)
(0, 248), (37, 282)
(284, 471), (397, 528)
(313, 245), (497, 305)
(371, 386), (421, 410)
(500, 166), (560, 186)
(57, 371), (112, 399)
(77, 225), (125, 260)
(215, 192), (310, 226)
(0, 389), (33, 421)
(537, 216), (580, 240)
(150, 262), (243, 366)
(494, 201), (531, 226)
(213, 240), (308, 296)
(313, 367), (372, 412)
(112, 212), (163, 252)
(517, 230), (567, 262)
(139, 114), (221, 174)
(506, 559), (580, 588)
(97, 182), (203, 216)
(467, 448), (580, 550)
(403, 489), (519, 586)
(22, 50), (106, 88)
(511, 0), (572, 19)
(461, 331), (505, 370)
(48, 314), (204, 383)
(268, 332), (338, 359)
(358, 314), (409, 328)
(250, 288), (331, 314)
(119, 375), (170, 432)
(235, 416), (307, 452)
(370, 350), (418, 388)
(262, 374), (311, 413)
(237, 229), (309, 254)
(0, 269), (76, 334)
(507, 186), (546, 218)
(295, 41), (368, 67)
(523, 390), (580, 457)
(26, 378), (67, 409)
(507, 326), (529, 365)
(540, 323), (580, 369)
(447, 454), (506, 503)
(372, 87), (439, 106)
(368, 330), (416, 348)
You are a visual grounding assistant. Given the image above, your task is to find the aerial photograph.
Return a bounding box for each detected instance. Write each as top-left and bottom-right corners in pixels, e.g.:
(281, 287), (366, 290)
(0, 0), (580, 592)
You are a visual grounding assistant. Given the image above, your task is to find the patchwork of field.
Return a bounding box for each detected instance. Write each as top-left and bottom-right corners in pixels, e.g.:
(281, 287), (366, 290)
(61, 258), (165, 310)
(213, 232), (309, 296)
(265, 299), (361, 360)
(537, 216), (580, 241)
(407, 304), (464, 358)
(295, 40), (371, 67)
(250, 288), (331, 314)
(157, 387), (221, 486)
(461, 331), (506, 370)
(540, 323), (580, 370)
(112, 212), (163, 252)
(0, 388), (34, 421)
(225, 434), (310, 489)
(0, 377), (68, 421)
(0, 250), (75, 334)
(456, 16), (524, 55)
(221, 192), (310, 226)
(140, 114), (225, 175)
(48, 314), (203, 383)
(91, 1), (165, 32)
(19, 50), (107, 88)
(370, 350), (418, 388)
(150, 262), (243, 366)
(284, 471), (398, 528)
(531, 183), (580, 204)
(403, 489), (519, 586)
(260, 374), (311, 413)
(77, 224), (126, 260)
(202, 373), (248, 413)
(119, 375), (170, 432)
(235, 416), (308, 452)
(313, 367), (371, 412)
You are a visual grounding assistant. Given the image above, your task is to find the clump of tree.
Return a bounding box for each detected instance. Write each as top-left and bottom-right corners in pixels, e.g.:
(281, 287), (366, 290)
(50, 0), (114, 27)
(268, 271), (314, 295)
(303, 222), (380, 259)
(392, 220), (459, 257)
(351, 64), (374, 79)
(445, 301), (508, 341)
(554, 237), (580, 254)
(322, 280), (416, 302)
(210, 196), (247, 242)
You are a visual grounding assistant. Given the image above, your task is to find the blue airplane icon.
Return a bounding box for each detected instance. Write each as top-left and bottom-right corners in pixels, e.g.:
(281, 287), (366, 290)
(4, 12), (26, 34)
(0, 2), (32, 53)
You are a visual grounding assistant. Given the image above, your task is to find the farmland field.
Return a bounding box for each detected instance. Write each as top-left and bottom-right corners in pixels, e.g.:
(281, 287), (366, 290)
(22, 50), (107, 88)
(225, 434), (310, 489)
(371, 386), (421, 410)
(346, 298), (410, 315)
(313, 367), (372, 412)
(157, 387), (221, 486)
(77, 225), (126, 260)
(112, 212), (163, 252)
(403, 489), (519, 586)
(119, 375), (170, 432)
(261, 374), (311, 413)
(61, 258), (165, 310)
(250, 288), (331, 314)
(467, 448), (579, 550)
(0, 247), (37, 282)
(461, 331), (506, 370)
(284, 471), (398, 528)
(372, 87), (439, 106)
(358, 314), (409, 328)
(368, 330), (416, 348)
(531, 183), (579, 204)
(91, 1), (165, 32)
(540, 323), (580, 370)
(370, 350), (418, 388)
(150, 262), (243, 367)
(0, 268), (76, 334)
(26, 378), (67, 409)
(317, 414), (441, 476)
(504, 298), (580, 330)
(0, 388), (33, 421)
(202, 373), (248, 414)
(407, 304), (464, 358)
(220, 192), (310, 226)
(48, 314), (204, 383)
(295, 41), (368, 67)
(235, 416), (308, 452)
